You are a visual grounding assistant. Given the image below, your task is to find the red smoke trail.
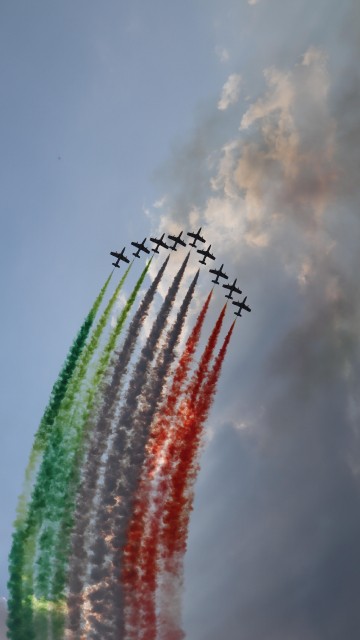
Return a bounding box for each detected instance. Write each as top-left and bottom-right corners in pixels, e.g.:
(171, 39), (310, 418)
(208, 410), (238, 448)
(148, 290), (214, 471)
(122, 304), (227, 640)
(122, 291), (213, 638)
(157, 320), (235, 640)
(159, 322), (235, 640)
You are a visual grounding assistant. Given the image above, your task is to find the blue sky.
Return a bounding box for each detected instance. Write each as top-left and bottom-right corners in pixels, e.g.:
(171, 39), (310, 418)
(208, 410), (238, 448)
(1, 1), (360, 638)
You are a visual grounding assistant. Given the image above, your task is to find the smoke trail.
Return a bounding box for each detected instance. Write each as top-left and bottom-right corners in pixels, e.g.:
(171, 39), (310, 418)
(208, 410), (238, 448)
(7, 271), (113, 640)
(65, 255), (169, 638)
(17, 272), (114, 524)
(104, 268), (199, 637)
(10, 263), (135, 640)
(83, 254), (190, 639)
(158, 321), (235, 640)
(36, 259), (154, 640)
(122, 290), (213, 638)
(27, 262), (148, 630)
(123, 305), (227, 640)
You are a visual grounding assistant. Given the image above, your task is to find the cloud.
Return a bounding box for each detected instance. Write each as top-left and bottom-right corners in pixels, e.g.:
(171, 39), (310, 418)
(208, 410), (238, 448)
(148, 31), (360, 638)
(218, 74), (242, 111)
(248, 0), (260, 4)
(154, 46), (336, 270)
(215, 46), (230, 63)
(153, 196), (167, 209)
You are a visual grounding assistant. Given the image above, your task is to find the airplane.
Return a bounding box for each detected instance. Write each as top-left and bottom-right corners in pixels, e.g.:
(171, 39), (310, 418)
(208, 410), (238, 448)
(223, 278), (242, 300)
(168, 231), (187, 251)
(197, 244), (215, 265)
(187, 227), (206, 248)
(232, 296), (251, 317)
(149, 233), (169, 253)
(131, 238), (150, 258)
(209, 263), (228, 285)
(110, 247), (130, 268)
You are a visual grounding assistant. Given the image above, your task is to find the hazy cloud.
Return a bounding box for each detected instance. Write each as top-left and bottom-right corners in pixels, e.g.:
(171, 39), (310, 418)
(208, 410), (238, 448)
(215, 46), (230, 63)
(218, 74), (242, 110)
(149, 13), (360, 635)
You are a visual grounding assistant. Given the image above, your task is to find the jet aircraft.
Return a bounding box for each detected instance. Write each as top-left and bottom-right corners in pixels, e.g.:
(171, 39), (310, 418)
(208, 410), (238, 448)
(209, 264), (228, 285)
(223, 278), (242, 300)
(187, 227), (206, 248)
(131, 238), (150, 258)
(197, 244), (215, 265)
(110, 247), (130, 268)
(233, 296), (251, 316)
(168, 231), (187, 251)
(149, 233), (169, 253)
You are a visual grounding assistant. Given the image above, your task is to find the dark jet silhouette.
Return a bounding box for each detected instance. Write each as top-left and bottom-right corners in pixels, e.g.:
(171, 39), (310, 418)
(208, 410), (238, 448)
(110, 247), (130, 268)
(187, 227), (206, 248)
(131, 238), (150, 258)
(168, 231), (187, 251)
(149, 233), (169, 253)
(233, 296), (251, 316)
(223, 278), (242, 300)
(209, 263), (228, 285)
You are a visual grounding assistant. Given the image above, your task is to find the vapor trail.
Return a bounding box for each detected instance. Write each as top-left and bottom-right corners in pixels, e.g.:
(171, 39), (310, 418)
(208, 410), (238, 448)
(12, 263), (134, 639)
(65, 255), (169, 638)
(123, 305), (227, 640)
(18, 272), (114, 524)
(84, 253), (190, 639)
(122, 290), (213, 638)
(106, 268), (199, 637)
(22, 264), (131, 597)
(7, 271), (113, 640)
(158, 321), (235, 640)
(30, 261), (150, 638)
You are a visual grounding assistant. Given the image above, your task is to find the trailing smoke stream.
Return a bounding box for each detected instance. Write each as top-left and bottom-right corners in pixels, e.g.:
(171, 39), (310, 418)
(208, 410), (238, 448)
(10, 263), (134, 640)
(8, 250), (237, 640)
(7, 271), (113, 640)
(65, 255), (169, 638)
(122, 290), (213, 638)
(29, 261), (150, 638)
(17, 272), (114, 525)
(157, 320), (235, 640)
(106, 268), (199, 638)
(28, 264), (131, 597)
(83, 254), (190, 639)
(47, 261), (154, 627)
(122, 304), (227, 640)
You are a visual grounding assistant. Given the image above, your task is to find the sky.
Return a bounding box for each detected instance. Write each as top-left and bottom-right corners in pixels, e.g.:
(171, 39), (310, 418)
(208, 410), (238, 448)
(1, 1), (360, 638)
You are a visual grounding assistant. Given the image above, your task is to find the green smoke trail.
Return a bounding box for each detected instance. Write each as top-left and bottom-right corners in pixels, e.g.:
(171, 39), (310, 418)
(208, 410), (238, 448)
(50, 260), (152, 588)
(29, 260), (151, 638)
(7, 265), (132, 640)
(7, 272), (113, 640)
(17, 271), (113, 526)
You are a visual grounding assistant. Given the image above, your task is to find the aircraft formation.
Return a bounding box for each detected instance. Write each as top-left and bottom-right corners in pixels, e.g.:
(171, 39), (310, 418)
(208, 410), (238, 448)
(110, 227), (251, 317)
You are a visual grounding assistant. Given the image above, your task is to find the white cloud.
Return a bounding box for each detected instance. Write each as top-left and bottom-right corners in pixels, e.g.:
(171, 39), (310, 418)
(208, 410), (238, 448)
(248, 0), (260, 5)
(153, 47), (336, 283)
(153, 195), (167, 209)
(218, 74), (242, 111)
(215, 46), (230, 63)
(240, 68), (295, 130)
(110, 292), (128, 328)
